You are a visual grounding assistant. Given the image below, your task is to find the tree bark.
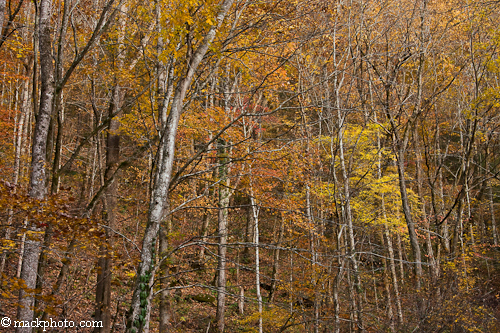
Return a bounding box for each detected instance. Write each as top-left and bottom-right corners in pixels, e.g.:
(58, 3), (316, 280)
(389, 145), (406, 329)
(159, 214), (172, 333)
(17, 0), (54, 328)
(380, 231), (395, 332)
(395, 153), (423, 290)
(269, 213), (285, 302)
(242, 195), (254, 260)
(0, 0), (5, 39)
(489, 175), (498, 246)
(384, 226), (403, 325)
(94, 85), (122, 333)
(216, 139), (231, 333)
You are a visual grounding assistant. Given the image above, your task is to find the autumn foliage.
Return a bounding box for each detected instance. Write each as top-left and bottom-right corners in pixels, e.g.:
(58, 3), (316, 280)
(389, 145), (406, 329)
(1, 0), (500, 332)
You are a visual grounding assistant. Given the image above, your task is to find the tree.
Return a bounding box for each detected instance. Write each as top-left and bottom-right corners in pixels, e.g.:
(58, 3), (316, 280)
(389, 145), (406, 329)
(16, 0), (54, 328)
(125, 1), (236, 331)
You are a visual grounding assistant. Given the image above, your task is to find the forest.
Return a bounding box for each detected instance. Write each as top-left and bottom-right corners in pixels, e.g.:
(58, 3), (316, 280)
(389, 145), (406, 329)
(0, 0), (500, 332)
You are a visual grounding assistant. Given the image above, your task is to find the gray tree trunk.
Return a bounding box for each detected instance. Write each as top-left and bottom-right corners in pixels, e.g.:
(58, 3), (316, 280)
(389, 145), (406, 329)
(380, 231), (395, 331)
(159, 217), (172, 333)
(336, 76), (364, 333)
(269, 213), (284, 302)
(0, 0), (5, 39)
(489, 176), (498, 246)
(249, 179), (262, 333)
(216, 139), (231, 333)
(395, 152), (423, 290)
(126, 2), (235, 331)
(17, 0), (54, 329)
(94, 85), (122, 333)
(94, 3), (128, 327)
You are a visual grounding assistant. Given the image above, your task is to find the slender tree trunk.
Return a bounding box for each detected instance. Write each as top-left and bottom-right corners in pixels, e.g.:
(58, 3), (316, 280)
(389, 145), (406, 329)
(159, 211), (172, 332)
(384, 226), (403, 325)
(375, 108), (403, 326)
(199, 139), (214, 261)
(396, 233), (404, 282)
(93, 4), (130, 320)
(49, 0), (69, 194)
(0, 0), (5, 39)
(198, 209), (211, 260)
(94, 85), (122, 333)
(242, 195), (254, 260)
(33, 223), (53, 316)
(337, 99), (364, 333)
(28, 0), (54, 201)
(35, 14), (68, 307)
(155, 7), (175, 328)
(249, 184), (262, 333)
(489, 176), (498, 246)
(13, 73), (30, 186)
(331, 214), (345, 333)
(238, 286), (245, 315)
(216, 139), (230, 333)
(16, 218), (27, 279)
(380, 231), (394, 332)
(49, 93), (64, 194)
(436, 125), (450, 253)
(17, 0), (54, 328)
(414, 126), (438, 282)
(305, 184), (320, 333)
(269, 213), (284, 302)
(92, 7), (134, 318)
(126, 3), (235, 330)
(395, 147), (423, 292)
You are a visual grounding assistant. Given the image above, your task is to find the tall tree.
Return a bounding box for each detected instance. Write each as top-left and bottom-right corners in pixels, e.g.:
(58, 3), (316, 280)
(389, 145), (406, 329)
(16, 0), (54, 328)
(125, 1), (236, 331)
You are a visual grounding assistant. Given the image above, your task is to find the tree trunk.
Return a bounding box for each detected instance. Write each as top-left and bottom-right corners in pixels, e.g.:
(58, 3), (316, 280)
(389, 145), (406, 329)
(242, 195), (254, 260)
(396, 233), (404, 283)
(380, 231), (394, 332)
(198, 209), (211, 260)
(337, 100), (364, 333)
(0, 0), (5, 39)
(269, 213), (285, 302)
(17, 0), (54, 328)
(13, 72), (30, 186)
(249, 189), (262, 333)
(94, 84), (122, 333)
(216, 139), (230, 333)
(126, 3), (235, 330)
(237, 286), (244, 315)
(384, 225), (403, 325)
(49, 0), (69, 195)
(489, 177), (498, 246)
(413, 125), (438, 282)
(395, 151), (423, 291)
(159, 213), (172, 332)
